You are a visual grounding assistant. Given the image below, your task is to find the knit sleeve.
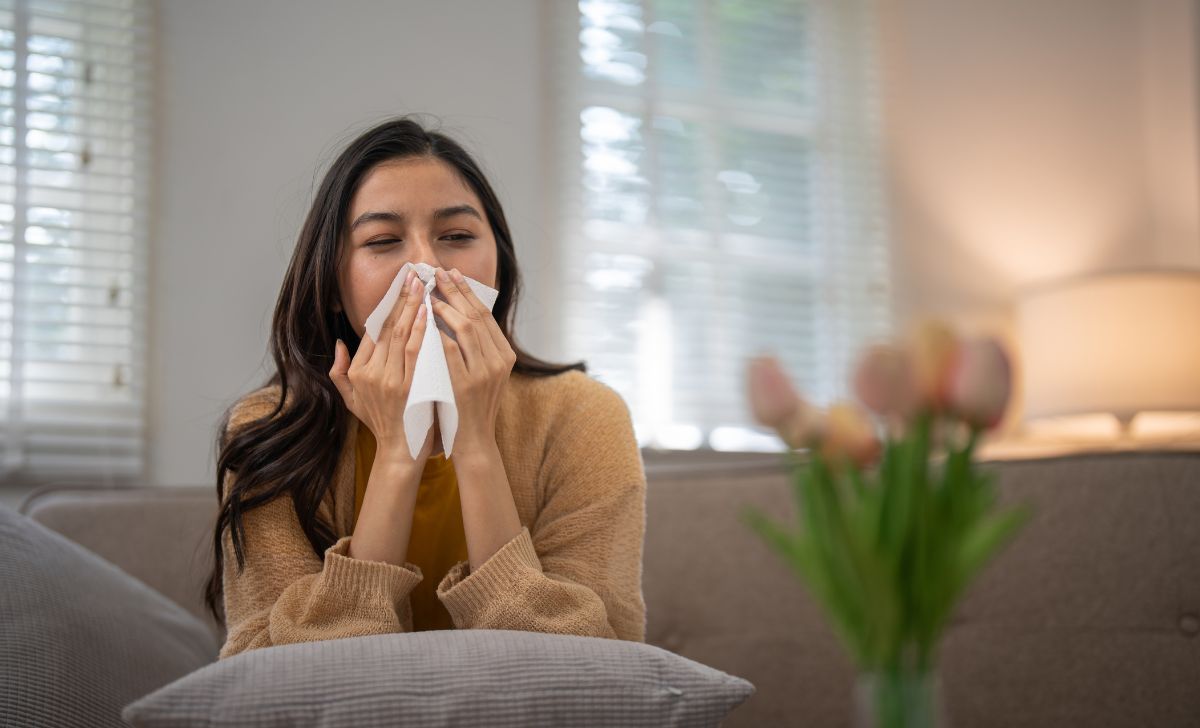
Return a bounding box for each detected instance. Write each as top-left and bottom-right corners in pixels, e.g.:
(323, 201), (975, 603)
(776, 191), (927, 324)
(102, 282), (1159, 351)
(217, 394), (426, 660)
(433, 377), (647, 642)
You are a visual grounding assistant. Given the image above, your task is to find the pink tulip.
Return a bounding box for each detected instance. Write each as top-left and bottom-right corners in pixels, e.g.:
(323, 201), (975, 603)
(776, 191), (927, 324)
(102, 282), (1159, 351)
(907, 319), (961, 412)
(779, 400), (826, 450)
(746, 355), (826, 450)
(746, 355), (802, 430)
(819, 401), (881, 469)
(853, 343), (920, 420)
(948, 337), (1013, 430)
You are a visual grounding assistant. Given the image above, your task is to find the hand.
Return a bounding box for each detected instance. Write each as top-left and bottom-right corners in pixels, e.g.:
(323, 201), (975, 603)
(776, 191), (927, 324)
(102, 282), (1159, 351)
(429, 266), (516, 459)
(329, 270), (436, 469)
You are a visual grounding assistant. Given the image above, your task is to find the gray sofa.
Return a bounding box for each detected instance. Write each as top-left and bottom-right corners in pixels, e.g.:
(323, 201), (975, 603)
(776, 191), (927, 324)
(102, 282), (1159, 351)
(18, 449), (1200, 727)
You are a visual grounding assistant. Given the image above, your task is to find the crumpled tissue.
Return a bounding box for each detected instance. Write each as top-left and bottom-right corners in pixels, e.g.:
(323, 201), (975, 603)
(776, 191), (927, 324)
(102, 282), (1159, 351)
(363, 262), (499, 460)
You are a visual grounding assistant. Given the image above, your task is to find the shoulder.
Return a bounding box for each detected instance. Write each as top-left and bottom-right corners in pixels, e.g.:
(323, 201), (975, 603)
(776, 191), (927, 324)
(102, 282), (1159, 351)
(508, 368), (625, 405)
(509, 369), (639, 460)
(524, 371), (645, 499)
(508, 369), (631, 424)
(224, 383), (286, 435)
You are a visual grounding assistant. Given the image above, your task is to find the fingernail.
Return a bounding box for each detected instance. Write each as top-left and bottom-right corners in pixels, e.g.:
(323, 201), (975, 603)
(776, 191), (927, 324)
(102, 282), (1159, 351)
(451, 268), (463, 282)
(436, 268), (448, 281)
(410, 277), (421, 295)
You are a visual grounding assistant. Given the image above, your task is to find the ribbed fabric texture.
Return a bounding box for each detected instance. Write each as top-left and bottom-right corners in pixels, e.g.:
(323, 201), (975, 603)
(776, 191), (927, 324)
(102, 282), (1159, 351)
(127, 631), (755, 728)
(218, 369), (647, 660)
(353, 425), (466, 632)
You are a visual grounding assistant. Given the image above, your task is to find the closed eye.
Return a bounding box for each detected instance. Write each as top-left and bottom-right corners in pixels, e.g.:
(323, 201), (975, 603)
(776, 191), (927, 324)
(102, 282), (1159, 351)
(365, 234), (475, 247)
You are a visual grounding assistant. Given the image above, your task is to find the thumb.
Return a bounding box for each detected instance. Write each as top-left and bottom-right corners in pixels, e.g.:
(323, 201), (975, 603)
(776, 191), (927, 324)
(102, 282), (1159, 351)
(329, 339), (353, 405)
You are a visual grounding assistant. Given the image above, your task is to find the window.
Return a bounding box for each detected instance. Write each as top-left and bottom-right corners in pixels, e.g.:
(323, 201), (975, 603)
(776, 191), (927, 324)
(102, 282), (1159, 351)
(547, 0), (893, 452)
(0, 0), (152, 484)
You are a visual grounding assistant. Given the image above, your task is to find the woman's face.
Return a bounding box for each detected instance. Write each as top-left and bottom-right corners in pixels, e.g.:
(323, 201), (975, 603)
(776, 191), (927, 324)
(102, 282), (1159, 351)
(335, 156), (499, 338)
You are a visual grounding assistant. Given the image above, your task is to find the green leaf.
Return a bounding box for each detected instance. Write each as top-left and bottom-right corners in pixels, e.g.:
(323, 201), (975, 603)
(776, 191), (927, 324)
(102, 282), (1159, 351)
(937, 504), (1033, 631)
(741, 499), (869, 664)
(805, 458), (867, 636)
(739, 505), (797, 562)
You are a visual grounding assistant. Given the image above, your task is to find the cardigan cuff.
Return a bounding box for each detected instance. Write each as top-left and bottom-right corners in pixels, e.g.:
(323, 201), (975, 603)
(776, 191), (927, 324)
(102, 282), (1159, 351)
(435, 526), (543, 624)
(323, 534), (424, 598)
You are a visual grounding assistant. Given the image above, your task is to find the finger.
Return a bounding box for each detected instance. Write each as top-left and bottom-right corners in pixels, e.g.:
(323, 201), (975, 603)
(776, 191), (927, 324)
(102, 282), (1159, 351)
(370, 269), (415, 366)
(329, 339), (355, 408)
(348, 326), (374, 376)
(433, 267), (472, 316)
(439, 327), (467, 383)
(442, 268), (487, 313)
(384, 269), (417, 332)
(385, 273), (426, 377)
(441, 267), (509, 359)
(462, 294), (498, 370)
(403, 300), (429, 386)
(429, 296), (485, 372)
(431, 268), (488, 367)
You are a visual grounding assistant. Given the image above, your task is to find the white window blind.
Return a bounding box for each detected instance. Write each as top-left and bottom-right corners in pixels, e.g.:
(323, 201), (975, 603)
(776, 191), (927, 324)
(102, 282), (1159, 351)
(0, 0), (151, 484)
(547, 0), (893, 452)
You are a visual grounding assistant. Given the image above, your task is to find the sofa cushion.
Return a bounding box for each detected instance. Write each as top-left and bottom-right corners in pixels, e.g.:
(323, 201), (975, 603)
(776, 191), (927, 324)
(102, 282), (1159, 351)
(121, 629), (755, 727)
(0, 502), (220, 728)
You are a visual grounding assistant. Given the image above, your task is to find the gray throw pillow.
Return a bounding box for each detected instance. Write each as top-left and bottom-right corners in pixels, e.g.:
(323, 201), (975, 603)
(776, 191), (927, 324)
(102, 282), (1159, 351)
(122, 629), (755, 727)
(0, 502), (220, 728)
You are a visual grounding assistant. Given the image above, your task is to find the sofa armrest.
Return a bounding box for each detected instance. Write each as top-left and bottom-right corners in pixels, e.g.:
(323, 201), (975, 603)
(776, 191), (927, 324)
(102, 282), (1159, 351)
(19, 482), (224, 645)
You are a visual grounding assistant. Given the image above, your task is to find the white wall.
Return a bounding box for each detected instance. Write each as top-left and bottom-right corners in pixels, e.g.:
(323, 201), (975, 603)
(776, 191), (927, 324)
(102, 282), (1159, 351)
(150, 0), (551, 486)
(881, 0), (1200, 328)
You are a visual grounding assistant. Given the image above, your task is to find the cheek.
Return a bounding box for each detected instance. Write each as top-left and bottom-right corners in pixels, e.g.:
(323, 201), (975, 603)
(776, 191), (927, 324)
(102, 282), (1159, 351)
(462, 244), (499, 289)
(345, 260), (404, 322)
(457, 267), (496, 292)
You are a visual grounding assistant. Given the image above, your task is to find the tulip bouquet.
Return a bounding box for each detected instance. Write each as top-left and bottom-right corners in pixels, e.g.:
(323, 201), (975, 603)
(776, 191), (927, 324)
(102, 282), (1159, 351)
(741, 320), (1031, 728)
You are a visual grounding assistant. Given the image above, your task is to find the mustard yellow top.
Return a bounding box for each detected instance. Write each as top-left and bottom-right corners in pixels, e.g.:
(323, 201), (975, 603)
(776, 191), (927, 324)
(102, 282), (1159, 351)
(353, 423), (468, 632)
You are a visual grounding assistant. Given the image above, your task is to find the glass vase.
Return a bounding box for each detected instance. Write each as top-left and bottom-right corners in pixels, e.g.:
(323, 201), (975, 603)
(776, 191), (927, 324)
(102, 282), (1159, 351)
(852, 667), (948, 728)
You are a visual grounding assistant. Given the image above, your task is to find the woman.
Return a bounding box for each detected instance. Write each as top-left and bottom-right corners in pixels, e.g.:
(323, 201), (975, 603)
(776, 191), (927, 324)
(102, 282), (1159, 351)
(204, 116), (647, 660)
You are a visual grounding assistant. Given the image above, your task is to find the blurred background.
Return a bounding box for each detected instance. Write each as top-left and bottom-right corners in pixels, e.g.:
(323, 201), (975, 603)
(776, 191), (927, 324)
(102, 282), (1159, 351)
(1, 0), (1198, 503)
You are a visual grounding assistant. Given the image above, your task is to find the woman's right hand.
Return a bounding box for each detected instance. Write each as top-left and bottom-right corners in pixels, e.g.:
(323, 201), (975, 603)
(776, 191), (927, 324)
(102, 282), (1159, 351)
(329, 270), (435, 469)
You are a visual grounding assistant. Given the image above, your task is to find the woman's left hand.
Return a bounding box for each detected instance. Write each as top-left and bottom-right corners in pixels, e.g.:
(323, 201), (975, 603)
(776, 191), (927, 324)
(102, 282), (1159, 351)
(430, 267), (516, 458)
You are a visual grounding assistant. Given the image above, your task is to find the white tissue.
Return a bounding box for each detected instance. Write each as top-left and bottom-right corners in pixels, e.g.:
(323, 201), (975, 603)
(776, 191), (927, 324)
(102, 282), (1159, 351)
(363, 262), (500, 460)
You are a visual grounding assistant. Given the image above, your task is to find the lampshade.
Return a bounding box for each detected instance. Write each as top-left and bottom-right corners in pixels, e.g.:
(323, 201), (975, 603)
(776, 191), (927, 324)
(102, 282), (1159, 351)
(1016, 270), (1200, 423)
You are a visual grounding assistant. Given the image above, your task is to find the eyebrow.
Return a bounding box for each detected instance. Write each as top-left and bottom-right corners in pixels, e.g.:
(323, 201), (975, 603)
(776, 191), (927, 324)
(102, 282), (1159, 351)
(349, 204), (483, 232)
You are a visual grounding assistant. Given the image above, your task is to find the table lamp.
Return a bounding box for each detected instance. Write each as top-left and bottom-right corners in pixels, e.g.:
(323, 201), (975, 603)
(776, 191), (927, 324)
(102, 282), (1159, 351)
(1016, 269), (1200, 442)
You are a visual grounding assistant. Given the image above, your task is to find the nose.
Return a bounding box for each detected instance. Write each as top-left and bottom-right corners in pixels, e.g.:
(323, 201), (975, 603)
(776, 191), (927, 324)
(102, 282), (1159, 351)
(403, 239), (447, 280)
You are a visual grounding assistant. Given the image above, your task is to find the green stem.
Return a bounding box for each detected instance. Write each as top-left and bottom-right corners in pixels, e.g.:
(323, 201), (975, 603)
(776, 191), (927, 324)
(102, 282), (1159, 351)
(963, 425), (980, 462)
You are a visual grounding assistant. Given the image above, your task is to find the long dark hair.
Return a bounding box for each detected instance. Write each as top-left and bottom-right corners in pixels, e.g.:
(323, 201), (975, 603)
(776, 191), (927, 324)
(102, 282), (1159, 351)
(203, 115), (585, 627)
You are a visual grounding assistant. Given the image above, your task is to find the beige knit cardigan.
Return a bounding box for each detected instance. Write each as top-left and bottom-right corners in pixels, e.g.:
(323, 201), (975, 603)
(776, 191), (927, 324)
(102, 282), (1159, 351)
(217, 369), (647, 660)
